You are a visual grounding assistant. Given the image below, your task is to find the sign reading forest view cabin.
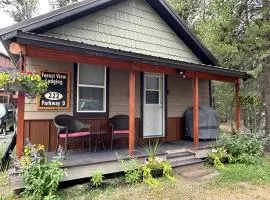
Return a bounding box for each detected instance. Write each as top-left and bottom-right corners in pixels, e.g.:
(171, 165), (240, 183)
(37, 71), (70, 110)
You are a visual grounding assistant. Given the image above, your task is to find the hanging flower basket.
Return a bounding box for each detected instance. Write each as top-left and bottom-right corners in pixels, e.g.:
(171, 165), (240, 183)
(0, 71), (48, 97)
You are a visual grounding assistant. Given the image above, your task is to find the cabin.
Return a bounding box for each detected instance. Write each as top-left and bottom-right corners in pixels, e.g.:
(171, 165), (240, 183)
(0, 0), (250, 181)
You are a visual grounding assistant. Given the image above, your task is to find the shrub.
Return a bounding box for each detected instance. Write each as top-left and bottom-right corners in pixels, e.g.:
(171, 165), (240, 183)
(90, 170), (104, 188)
(122, 159), (142, 184)
(22, 159), (65, 200)
(14, 139), (65, 200)
(218, 133), (264, 164)
(208, 147), (233, 168)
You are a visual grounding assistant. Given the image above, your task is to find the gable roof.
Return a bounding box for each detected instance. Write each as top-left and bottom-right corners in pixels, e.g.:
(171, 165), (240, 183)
(0, 0), (217, 66)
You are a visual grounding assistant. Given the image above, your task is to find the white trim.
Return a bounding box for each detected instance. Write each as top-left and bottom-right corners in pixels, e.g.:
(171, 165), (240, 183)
(76, 63), (107, 113)
(143, 73), (165, 138)
(144, 74), (161, 105)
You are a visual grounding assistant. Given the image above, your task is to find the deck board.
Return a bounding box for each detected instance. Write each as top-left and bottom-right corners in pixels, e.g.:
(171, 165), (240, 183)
(47, 141), (215, 168)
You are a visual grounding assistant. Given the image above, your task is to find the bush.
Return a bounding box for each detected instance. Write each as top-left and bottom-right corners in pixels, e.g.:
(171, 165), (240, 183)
(122, 159), (142, 184)
(22, 159), (65, 200)
(218, 133), (264, 164)
(13, 139), (66, 200)
(208, 147), (233, 168)
(90, 170), (104, 188)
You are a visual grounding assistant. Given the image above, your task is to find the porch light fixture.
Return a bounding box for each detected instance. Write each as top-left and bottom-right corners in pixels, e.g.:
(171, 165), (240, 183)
(178, 70), (186, 78)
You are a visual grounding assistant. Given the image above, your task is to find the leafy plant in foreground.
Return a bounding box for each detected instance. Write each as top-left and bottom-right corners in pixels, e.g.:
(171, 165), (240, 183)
(218, 133), (264, 164)
(90, 170), (104, 188)
(208, 147), (233, 168)
(121, 159), (142, 184)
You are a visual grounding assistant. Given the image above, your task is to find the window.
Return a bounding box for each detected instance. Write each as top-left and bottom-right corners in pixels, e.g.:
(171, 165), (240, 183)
(77, 64), (106, 112)
(145, 75), (160, 104)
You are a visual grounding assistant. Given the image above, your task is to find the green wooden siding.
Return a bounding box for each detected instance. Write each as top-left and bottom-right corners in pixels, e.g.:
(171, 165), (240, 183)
(46, 0), (202, 64)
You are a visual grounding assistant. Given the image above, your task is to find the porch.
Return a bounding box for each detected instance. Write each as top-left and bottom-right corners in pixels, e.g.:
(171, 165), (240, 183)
(47, 140), (215, 182)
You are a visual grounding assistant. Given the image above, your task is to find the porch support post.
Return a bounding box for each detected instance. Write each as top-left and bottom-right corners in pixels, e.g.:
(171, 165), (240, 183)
(235, 79), (241, 131)
(17, 51), (26, 158)
(129, 70), (136, 157)
(193, 72), (199, 147)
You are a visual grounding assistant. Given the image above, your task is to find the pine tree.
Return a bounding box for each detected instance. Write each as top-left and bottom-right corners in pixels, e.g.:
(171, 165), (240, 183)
(48, 0), (78, 10)
(0, 0), (39, 22)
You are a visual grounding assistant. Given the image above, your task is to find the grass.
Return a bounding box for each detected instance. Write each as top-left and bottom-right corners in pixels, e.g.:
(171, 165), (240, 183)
(216, 154), (270, 185)
(0, 172), (9, 187)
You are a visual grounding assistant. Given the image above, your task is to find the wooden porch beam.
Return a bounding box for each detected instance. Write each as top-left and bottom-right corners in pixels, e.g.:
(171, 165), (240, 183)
(129, 70), (136, 157)
(193, 72), (199, 147)
(235, 79), (241, 131)
(16, 46), (26, 158)
(25, 46), (240, 83)
(26, 46), (178, 75)
(185, 71), (238, 83)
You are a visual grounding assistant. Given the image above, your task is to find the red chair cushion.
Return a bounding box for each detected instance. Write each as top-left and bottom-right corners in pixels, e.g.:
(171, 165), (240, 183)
(113, 130), (129, 134)
(59, 132), (91, 139)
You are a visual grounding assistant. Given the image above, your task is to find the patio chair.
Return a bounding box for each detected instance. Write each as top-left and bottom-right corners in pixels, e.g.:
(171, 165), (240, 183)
(109, 115), (129, 150)
(54, 114), (91, 156)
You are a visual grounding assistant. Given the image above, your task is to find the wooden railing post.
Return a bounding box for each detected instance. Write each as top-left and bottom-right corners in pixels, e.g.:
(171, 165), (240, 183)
(235, 79), (241, 131)
(17, 51), (26, 158)
(129, 70), (136, 157)
(193, 72), (199, 147)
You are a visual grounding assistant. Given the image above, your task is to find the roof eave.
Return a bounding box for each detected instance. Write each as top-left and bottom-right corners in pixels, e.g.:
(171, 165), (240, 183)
(15, 31), (251, 80)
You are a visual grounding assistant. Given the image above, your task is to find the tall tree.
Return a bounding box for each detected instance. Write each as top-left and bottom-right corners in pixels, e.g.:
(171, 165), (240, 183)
(48, 0), (78, 10)
(167, 0), (205, 27)
(169, 0), (269, 140)
(0, 0), (39, 22)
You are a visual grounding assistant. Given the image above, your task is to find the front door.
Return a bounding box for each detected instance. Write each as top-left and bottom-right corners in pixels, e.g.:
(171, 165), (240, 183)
(143, 73), (165, 137)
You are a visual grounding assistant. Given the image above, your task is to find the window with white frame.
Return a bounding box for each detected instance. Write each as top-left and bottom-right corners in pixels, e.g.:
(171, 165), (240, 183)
(77, 63), (106, 112)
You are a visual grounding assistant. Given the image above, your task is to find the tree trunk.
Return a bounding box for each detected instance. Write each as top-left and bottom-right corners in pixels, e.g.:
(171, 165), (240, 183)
(264, 64), (270, 151)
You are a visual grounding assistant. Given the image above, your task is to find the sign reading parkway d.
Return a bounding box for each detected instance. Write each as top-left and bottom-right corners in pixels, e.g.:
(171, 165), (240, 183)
(37, 71), (70, 110)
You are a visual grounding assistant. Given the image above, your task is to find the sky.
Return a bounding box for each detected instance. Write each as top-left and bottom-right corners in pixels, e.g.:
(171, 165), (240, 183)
(0, 0), (51, 54)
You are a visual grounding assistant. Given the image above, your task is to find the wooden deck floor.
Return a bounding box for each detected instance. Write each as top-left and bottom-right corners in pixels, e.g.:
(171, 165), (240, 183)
(11, 140), (216, 190)
(47, 140), (216, 168)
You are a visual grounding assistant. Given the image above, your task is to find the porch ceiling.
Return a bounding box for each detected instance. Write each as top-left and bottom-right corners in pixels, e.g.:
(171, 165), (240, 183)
(14, 31), (251, 80)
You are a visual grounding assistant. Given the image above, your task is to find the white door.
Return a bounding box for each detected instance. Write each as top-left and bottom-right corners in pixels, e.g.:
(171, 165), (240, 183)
(143, 73), (165, 137)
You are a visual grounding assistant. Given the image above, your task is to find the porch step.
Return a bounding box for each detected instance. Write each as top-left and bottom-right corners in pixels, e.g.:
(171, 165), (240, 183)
(171, 158), (205, 173)
(166, 151), (195, 162)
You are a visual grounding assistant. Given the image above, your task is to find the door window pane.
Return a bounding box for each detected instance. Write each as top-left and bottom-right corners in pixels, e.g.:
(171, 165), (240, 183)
(78, 87), (104, 111)
(146, 91), (159, 104)
(79, 64), (105, 86)
(146, 76), (159, 90)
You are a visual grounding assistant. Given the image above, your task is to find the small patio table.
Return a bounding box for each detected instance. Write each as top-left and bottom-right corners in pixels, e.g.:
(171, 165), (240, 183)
(91, 131), (107, 152)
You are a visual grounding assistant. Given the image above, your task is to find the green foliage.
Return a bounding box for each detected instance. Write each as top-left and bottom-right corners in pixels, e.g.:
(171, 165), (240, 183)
(141, 139), (162, 160)
(208, 147), (233, 168)
(90, 170), (104, 188)
(49, 0), (78, 10)
(19, 142), (45, 169)
(0, 172), (9, 187)
(22, 159), (65, 200)
(0, 72), (48, 97)
(216, 159), (270, 184)
(142, 158), (174, 188)
(17, 140), (65, 200)
(218, 133), (264, 164)
(121, 159), (142, 185)
(0, 0), (39, 22)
